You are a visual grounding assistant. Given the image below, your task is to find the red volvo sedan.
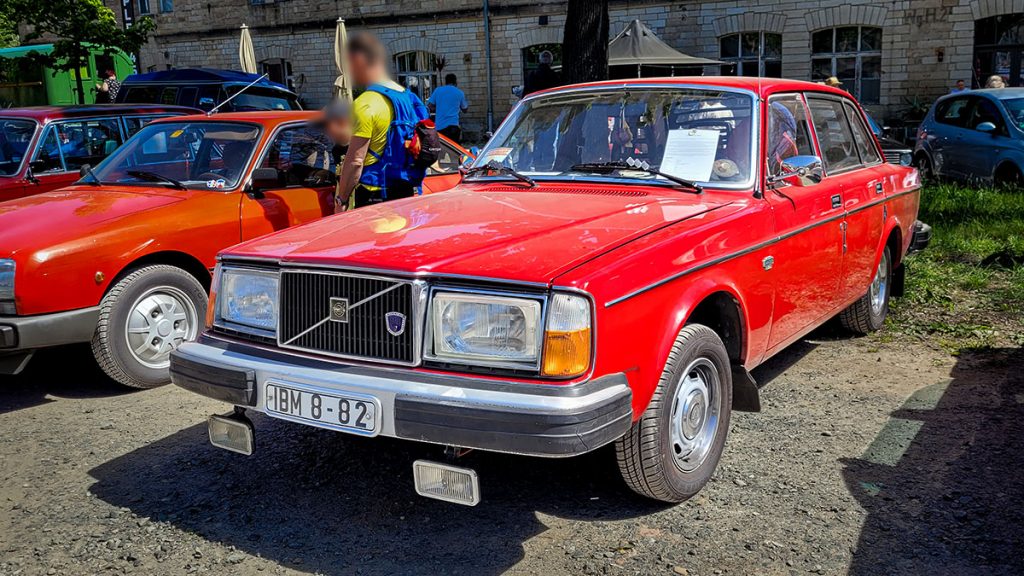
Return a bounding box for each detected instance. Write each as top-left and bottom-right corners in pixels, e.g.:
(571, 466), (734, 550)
(169, 78), (930, 505)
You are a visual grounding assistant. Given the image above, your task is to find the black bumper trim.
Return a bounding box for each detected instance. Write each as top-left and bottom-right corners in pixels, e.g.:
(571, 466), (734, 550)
(909, 220), (932, 254)
(0, 306), (100, 351)
(170, 354), (256, 407)
(394, 385), (633, 456)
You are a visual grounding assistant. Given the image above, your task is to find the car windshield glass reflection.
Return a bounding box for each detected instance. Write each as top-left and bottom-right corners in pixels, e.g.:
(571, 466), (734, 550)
(0, 119), (37, 176)
(91, 122), (259, 190)
(1000, 97), (1024, 131)
(473, 88), (755, 187)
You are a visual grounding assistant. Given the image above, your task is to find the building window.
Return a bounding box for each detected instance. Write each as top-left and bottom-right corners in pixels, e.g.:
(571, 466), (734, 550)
(159, 0), (172, 13)
(137, 0), (151, 15)
(719, 32), (782, 77)
(811, 26), (881, 104)
(260, 58), (294, 91)
(974, 14), (1024, 87)
(394, 51), (438, 101)
(522, 43), (562, 84)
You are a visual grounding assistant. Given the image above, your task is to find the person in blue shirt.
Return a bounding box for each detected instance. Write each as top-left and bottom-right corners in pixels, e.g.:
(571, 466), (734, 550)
(428, 73), (469, 144)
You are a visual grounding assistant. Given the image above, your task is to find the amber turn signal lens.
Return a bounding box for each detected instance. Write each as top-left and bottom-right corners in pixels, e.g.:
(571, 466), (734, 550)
(205, 265), (221, 329)
(542, 328), (591, 377)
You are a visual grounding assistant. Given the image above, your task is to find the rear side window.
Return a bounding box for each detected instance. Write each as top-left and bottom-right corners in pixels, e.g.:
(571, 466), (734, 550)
(843, 101), (882, 165)
(935, 97), (969, 127)
(807, 97), (861, 173)
(122, 86), (161, 104)
(159, 87), (178, 105)
(179, 87), (198, 107)
(766, 94), (816, 178)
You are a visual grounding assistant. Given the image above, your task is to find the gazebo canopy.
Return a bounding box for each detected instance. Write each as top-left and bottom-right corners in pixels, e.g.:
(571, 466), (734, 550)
(608, 19), (723, 68)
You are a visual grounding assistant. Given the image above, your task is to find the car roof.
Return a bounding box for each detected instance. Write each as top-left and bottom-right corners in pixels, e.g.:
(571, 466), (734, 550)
(529, 76), (853, 100)
(962, 87), (1024, 100)
(148, 110), (320, 127)
(121, 68), (293, 92)
(0, 104), (200, 124)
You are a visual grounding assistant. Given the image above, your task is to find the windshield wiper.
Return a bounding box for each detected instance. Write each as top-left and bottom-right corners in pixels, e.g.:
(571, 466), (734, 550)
(568, 160), (703, 194)
(463, 160), (536, 187)
(126, 170), (188, 190)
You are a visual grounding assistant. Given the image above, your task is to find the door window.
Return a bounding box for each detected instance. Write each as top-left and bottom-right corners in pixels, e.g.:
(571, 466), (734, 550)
(967, 97), (1006, 134)
(428, 141), (463, 175)
(766, 94), (816, 178)
(54, 118), (123, 170)
(258, 125), (335, 186)
(935, 97), (970, 126)
(843, 101), (882, 165)
(807, 98), (861, 173)
(33, 127), (64, 173)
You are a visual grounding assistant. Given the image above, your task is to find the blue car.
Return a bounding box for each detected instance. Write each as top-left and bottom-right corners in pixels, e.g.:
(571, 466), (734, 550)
(914, 88), (1024, 186)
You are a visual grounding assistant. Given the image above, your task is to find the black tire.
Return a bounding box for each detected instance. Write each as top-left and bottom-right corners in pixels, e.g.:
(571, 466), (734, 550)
(995, 163), (1023, 190)
(839, 246), (891, 335)
(914, 153), (934, 182)
(615, 323), (733, 503)
(91, 265), (207, 389)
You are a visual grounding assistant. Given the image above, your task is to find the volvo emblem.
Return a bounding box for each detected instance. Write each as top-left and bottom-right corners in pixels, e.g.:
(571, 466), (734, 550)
(385, 312), (406, 336)
(329, 297), (349, 323)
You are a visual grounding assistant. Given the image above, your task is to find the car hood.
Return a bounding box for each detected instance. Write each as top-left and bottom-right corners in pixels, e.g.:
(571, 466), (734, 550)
(225, 184), (729, 284)
(0, 185), (187, 257)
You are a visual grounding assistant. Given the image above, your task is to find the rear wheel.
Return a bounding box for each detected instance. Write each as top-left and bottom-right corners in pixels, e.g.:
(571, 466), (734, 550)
(914, 153), (934, 182)
(839, 246), (891, 335)
(91, 265), (207, 389)
(615, 324), (732, 503)
(995, 163), (1023, 189)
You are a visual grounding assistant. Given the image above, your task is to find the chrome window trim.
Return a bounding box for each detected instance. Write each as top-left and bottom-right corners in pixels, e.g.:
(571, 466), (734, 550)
(274, 268), (427, 367)
(423, 285), (549, 371)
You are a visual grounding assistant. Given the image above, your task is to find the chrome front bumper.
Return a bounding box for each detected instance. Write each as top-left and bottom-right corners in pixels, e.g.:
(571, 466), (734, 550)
(170, 336), (633, 457)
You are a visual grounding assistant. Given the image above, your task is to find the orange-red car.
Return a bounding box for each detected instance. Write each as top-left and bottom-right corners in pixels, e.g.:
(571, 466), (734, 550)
(0, 111), (470, 386)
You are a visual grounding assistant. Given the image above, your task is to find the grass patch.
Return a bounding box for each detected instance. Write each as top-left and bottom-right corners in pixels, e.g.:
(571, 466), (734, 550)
(888, 183), (1024, 352)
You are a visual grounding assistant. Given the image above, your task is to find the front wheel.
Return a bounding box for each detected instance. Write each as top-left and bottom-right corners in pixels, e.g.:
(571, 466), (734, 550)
(914, 153), (934, 182)
(615, 324), (732, 503)
(91, 265), (207, 389)
(839, 246), (891, 335)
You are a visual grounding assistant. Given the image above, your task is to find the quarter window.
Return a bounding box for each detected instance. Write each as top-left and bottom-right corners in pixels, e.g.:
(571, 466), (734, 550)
(720, 32), (783, 77)
(807, 98), (862, 173)
(811, 26), (882, 104)
(33, 128), (64, 173)
(258, 125), (335, 187)
(766, 94), (816, 178)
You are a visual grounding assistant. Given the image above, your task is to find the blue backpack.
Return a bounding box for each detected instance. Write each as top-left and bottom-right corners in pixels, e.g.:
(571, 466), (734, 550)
(358, 84), (440, 197)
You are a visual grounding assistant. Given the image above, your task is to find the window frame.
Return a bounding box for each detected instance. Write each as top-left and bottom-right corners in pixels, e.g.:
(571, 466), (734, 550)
(719, 31), (783, 77)
(765, 92), (819, 181)
(30, 116), (128, 175)
(137, 0), (152, 16)
(393, 50), (440, 101)
(841, 99), (883, 167)
(811, 26), (882, 104)
(805, 94), (869, 176)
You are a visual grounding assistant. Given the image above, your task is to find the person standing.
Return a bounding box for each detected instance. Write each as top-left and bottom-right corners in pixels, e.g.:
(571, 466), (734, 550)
(524, 50), (561, 96)
(335, 32), (432, 210)
(985, 75), (1006, 89)
(95, 70), (120, 103)
(950, 79), (968, 93)
(428, 74), (469, 144)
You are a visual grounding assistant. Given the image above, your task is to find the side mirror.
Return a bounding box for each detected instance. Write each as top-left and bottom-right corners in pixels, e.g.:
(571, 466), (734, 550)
(79, 164), (91, 178)
(198, 97), (216, 112)
(770, 155), (824, 187)
(250, 167), (283, 192)
(976, 121), (997, 133)
(469, 146), (480, 157)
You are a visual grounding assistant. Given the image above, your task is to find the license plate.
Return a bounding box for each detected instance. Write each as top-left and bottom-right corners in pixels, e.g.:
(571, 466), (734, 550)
(264, 381), (379, 436)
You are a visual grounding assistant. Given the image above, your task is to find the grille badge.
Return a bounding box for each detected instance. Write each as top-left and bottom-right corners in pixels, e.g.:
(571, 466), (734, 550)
(385, 312), (406, 336)
(329, 297), (350, 323)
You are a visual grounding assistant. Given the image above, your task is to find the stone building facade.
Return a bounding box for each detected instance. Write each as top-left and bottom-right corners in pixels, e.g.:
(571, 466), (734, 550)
(109, 0), (1024, 136)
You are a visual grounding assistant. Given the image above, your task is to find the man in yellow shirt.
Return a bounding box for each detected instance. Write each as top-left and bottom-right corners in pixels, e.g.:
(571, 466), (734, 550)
(336, 32), (419, 210)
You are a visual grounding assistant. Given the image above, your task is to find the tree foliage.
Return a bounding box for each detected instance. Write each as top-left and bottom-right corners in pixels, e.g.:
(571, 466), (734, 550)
(0, 10), (18, 49)
(3, 0), (154, 102)
(561, 0), (609, 85)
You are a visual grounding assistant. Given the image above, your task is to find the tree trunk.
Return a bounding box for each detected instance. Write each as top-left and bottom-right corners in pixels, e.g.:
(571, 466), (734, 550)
(561, 0), (609, 85)
(73, 55), (85, 104)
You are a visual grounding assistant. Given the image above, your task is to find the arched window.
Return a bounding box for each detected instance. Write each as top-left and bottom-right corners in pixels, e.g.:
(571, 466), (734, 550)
(811, 26), (881, 104)
(974, 14), (1024, 87)
(393, 51), (439, 101)
(719, 32), (782, 77)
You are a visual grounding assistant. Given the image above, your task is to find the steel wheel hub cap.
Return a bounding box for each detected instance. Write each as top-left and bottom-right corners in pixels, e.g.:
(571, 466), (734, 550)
(869, 251), (889, 316)
(670, 357), (721, 473)
(125, 287), (198, 369)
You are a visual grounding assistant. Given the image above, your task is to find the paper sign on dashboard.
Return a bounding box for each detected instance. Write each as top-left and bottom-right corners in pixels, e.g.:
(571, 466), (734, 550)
(659, 129), (721, 182)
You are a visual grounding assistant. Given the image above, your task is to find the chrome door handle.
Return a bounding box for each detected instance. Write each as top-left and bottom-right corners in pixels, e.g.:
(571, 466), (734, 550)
(831, 194), (842, 209)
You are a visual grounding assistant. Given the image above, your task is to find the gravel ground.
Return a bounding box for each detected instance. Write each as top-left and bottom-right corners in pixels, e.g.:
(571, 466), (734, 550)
(1, 333), (1021, 576)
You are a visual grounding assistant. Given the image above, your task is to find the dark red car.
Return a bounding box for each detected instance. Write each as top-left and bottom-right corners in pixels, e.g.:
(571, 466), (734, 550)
(0, 105), (198, 202)
(170, 78), (930, 505)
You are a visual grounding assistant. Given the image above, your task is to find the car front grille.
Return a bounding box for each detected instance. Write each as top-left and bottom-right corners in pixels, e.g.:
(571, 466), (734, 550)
(277, 270), (418, 364)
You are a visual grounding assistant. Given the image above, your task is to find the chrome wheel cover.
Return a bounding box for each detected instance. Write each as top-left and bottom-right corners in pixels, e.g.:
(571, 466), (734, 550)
(125, 286), (198, 369)
(670, 357), (722, 473)
(869, 251), (889, 316)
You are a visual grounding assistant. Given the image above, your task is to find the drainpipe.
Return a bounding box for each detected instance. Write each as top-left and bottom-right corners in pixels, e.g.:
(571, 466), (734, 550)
(484, 0), (494, 132)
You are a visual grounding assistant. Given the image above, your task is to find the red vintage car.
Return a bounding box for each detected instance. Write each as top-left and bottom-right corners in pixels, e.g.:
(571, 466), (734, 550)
(169, 78), (930, 505)
(0, 111), (470, 386)
(0, 105), (199, 202)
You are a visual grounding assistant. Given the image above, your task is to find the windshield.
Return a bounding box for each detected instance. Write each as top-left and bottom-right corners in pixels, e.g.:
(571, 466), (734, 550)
(91, 121), (260, 190)
(0, 118), (37, 176)
(1000, 98), (1024, 131)
(226, 87), (300, 111)
(473, 87), (755, 187)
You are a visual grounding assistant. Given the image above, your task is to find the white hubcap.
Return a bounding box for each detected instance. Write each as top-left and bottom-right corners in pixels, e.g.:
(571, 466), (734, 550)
(670, 357), (721, 472)
(869, 251), (889, 316)
(125, 287), (198, 369)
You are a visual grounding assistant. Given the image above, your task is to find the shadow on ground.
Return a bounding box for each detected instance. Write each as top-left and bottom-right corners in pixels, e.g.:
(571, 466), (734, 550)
(0, 344), (129, 415)
(844, 347), (1024, 575)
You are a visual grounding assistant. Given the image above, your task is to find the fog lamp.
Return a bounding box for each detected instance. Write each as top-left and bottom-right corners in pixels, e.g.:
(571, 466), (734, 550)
(413, 460), (480, 506)
(208, 413), (254, 456)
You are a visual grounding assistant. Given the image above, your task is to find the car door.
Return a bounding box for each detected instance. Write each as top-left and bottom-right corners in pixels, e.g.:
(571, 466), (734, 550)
(240, 123), (336, 240)
(763, 93), (846, 350)
(959, 95), (1013, 182)
(925, 96), (970, 178)
(422, 138), (467, 194)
